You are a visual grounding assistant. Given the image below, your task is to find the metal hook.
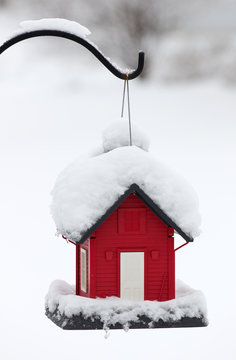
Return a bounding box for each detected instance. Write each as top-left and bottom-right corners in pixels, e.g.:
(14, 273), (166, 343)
(0, 29), (145, 80)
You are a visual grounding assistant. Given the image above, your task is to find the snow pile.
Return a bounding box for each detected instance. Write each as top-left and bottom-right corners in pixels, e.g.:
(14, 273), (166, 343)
(51, 121), (201, 241)
(102, 120), (150, 152)
(45, 279), (207, 330)
(18, 18), (91, 38)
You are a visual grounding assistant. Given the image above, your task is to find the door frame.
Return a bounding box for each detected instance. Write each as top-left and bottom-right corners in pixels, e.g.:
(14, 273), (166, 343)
(117, 248), (148, 300)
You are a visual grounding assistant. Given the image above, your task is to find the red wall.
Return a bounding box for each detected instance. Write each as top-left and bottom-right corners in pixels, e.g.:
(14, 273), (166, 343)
(78, 194), (175, 301)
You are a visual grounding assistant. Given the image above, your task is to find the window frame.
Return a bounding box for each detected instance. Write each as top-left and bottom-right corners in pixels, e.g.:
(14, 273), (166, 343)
(80, 247), (87, 293)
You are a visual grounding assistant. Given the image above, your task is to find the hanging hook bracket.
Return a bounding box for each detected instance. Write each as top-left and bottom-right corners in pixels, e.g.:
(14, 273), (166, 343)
(0, 29), (145, 80)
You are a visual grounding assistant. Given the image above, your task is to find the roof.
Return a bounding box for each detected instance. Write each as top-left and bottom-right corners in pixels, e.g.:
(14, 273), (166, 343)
(74, 183), (193, 244)
(51, 122), (201, 243)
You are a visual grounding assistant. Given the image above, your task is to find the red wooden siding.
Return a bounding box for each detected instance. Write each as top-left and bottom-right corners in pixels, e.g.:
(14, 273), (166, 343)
(118, 208), (146, 233)
(168, 236), (175, 299)
(81, 193), (175, 301)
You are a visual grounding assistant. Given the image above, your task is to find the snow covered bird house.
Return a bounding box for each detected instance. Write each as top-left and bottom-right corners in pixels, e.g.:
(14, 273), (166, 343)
(47, 121), (207, 330)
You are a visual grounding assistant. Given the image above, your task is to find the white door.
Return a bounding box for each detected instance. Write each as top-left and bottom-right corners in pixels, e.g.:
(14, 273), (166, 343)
(120, 252), (144, 301)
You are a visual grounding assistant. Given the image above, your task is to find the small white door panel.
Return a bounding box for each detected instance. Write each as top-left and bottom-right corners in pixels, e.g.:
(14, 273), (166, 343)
(120, 252), (144, 301)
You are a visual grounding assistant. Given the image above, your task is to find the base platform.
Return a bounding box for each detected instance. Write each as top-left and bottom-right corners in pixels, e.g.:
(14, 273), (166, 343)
(45, 279), (208, 331)
(46, 307), (207, 330)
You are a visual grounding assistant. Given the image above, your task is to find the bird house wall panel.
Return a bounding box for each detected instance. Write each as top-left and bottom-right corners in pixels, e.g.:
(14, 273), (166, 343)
(168, 236), (175, 299)
(89, 194), (175, 301)
(146, 252), (169, 300)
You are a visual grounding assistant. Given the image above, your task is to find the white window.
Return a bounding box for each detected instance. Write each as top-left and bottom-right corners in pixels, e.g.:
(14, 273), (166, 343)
(80, 248), (87, 293)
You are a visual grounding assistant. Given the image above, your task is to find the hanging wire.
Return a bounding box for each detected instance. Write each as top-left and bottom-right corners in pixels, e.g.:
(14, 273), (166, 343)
(126, 79), (132, 146)
(121, 79), (127, 118)
(121, 78), (132, 146)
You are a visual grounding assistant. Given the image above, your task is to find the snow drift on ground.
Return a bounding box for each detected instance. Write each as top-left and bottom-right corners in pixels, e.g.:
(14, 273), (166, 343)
(51, 121), (201, 241)
(45, 279), (207, 330)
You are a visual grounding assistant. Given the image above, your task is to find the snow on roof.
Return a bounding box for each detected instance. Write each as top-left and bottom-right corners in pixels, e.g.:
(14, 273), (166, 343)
(102, 120), (150, 152)
(45, 279), (208, 331)
(51, 121), (201, 241)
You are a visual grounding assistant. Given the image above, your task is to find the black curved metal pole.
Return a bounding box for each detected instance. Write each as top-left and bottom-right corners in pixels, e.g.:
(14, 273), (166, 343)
(0, 30), (144, 80)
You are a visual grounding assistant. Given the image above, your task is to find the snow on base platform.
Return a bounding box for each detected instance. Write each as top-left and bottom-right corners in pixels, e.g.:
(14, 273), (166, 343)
(45, 280), (208, 331)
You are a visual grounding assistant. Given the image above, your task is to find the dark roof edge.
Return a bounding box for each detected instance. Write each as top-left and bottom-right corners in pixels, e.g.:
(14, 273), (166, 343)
(72, 183), (193, 244)
(132, 184), (193, 242)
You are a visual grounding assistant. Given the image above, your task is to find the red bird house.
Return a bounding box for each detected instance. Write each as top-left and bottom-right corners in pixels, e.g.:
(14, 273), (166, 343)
(48, 121), (207, 330)
(73, 184), (192, 302)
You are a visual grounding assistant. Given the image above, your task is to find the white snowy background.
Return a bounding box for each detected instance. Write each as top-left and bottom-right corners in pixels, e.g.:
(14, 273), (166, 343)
(0, 2), (236, 359)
